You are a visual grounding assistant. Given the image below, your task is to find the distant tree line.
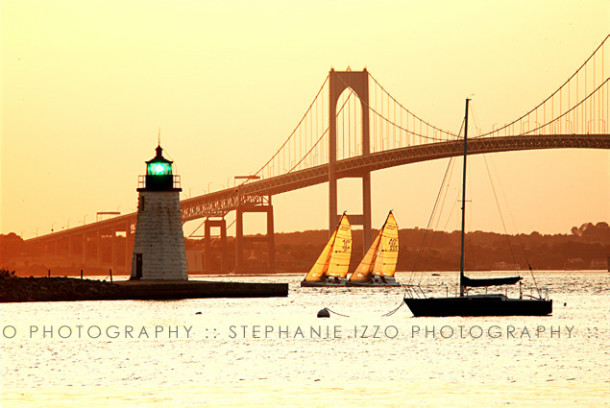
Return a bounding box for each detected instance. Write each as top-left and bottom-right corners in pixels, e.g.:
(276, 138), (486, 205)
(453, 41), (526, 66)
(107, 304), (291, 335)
(267, 222), (609, 272)
(1, 222), (608, 274)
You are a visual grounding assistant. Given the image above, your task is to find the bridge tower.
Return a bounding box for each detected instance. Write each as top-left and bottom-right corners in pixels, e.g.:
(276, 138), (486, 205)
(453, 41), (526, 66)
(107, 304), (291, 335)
(328, 69), (372, 250)
(204, 216), (228, 273)
(130, 144), (188, 280)
(234, 196), (275, 273)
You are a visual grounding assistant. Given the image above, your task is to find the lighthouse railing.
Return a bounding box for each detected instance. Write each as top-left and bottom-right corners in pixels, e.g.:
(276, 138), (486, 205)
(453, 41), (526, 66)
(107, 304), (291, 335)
(137, 175), (181, 189)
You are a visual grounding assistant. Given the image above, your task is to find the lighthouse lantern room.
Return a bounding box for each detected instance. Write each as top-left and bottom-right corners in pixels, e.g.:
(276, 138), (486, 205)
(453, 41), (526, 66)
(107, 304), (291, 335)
(130, 144), (188, 280)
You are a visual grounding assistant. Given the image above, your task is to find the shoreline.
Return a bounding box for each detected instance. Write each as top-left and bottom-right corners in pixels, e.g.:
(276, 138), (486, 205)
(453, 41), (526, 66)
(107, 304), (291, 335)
(0, 276), (288, 303)
(11, 268), (609, 279)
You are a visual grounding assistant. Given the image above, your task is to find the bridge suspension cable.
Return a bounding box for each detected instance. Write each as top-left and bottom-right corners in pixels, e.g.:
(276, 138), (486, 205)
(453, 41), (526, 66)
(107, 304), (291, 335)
(248, 38), (609, 191)
(479, 35), (609, 138)
(250, 75), (330, 182)
(367, 72), (459, 145)
(249, 69), (463, 184)
(288, 88), (360, 173)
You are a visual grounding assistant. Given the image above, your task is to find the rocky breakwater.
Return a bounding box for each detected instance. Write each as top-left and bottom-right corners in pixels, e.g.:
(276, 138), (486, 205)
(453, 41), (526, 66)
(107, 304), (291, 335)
(0, 269), (289, 302)
(0, 270), (123, 302)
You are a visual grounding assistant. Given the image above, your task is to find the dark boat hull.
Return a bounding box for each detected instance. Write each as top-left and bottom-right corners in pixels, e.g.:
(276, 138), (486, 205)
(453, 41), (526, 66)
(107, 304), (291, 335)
(347, 276), (400, 287)
(404, 295), (552, 316)
(301, 277), (347, 287)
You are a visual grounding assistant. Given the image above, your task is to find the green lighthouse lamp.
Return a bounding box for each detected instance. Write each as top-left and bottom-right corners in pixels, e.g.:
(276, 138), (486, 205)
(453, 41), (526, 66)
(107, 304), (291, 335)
(141, 145), (179, 192)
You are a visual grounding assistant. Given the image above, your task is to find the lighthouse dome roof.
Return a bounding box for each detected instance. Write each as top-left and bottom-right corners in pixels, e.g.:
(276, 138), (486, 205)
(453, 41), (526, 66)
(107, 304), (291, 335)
(146, 145), (173, 164)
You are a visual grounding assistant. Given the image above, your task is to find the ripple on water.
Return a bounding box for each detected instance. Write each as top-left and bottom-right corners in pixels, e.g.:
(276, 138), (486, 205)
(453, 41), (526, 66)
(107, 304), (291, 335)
(0, 271), (608, 407)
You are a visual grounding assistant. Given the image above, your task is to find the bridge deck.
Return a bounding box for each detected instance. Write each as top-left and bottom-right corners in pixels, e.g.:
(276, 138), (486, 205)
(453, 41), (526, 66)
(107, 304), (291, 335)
(25, 133), (609, 245)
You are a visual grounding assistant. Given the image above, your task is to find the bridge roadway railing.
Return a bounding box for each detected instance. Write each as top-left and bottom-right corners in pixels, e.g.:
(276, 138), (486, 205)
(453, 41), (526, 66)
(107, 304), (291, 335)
(181, 133), (610, 218)
(24, 212), (137, 245)
(25, 133), (610, 245)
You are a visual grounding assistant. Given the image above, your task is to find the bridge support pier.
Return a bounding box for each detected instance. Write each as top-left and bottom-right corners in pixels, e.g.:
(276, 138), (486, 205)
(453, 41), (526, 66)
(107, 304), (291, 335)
(81, 234), (87, 267)
(362, 171), (372, 250)
(204, 217), (228, 274)
(110, 234), (117, 274)
(67, 236), (74, 260)
(125, 222), (133, 275)
(235, 203), (275, 273)
(95, 230), (101, 268)
(328, 69), (372, 252)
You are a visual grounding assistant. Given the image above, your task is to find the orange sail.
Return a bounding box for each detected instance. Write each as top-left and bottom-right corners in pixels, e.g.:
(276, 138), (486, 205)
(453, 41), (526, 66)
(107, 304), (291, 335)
(349, 229), (382, 282)
(303, 214), (351, 281)
(326, 215), (352, 278)
(377, 211), (399, 277)
(349, 211), (399, 282)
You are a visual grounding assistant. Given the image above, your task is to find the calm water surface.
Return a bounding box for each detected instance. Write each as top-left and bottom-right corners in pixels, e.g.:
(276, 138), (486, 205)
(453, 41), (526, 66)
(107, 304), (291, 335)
(1, 271), (608, 407)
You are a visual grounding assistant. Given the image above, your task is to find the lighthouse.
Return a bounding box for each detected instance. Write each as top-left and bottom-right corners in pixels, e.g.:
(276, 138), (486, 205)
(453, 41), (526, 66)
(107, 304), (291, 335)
(130, 144), (188, 280)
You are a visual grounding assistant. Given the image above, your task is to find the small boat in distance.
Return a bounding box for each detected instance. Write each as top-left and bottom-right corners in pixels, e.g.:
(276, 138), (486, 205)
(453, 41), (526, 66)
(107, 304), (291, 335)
(347, 211), (400, 287)
(404, 99), (552, 317)
(301, 213), (352, 287)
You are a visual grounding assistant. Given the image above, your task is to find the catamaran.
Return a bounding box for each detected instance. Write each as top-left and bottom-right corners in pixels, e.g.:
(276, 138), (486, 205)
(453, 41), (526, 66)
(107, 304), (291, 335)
(301, 213), (352, 287)
(347, 211), (400, 287)
(403, 99), (552, 316)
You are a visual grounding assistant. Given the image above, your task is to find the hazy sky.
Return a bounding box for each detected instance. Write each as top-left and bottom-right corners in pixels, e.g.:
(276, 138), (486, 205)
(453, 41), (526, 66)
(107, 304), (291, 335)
(1, 0), (608, 238)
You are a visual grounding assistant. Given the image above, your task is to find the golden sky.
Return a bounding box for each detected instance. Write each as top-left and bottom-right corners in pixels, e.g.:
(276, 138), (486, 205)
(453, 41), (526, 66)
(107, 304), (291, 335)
(1, 0), (609, 238)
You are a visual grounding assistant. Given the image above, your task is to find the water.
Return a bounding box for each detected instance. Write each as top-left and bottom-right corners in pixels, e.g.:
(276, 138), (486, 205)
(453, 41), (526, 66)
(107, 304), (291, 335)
(1, 271), (608, 407)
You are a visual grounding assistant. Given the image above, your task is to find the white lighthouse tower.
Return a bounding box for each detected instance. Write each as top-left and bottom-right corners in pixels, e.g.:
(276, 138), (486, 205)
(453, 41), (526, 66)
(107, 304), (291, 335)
(130, 144), (188, 280)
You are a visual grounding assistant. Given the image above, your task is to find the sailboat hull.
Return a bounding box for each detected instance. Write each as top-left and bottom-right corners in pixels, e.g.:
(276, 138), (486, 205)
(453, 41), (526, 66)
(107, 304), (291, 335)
(404, 295), (552, 317)
(347, 276), (400, 287)
(301, 277), (347, 287)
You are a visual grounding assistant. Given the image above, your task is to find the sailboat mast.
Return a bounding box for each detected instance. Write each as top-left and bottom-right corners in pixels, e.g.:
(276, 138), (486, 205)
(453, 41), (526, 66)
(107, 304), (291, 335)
(459, 99), (470, 297)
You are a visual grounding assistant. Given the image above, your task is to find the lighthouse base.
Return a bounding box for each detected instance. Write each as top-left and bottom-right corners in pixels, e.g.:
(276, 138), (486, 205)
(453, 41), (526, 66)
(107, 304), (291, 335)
(130, 191), (188, 281)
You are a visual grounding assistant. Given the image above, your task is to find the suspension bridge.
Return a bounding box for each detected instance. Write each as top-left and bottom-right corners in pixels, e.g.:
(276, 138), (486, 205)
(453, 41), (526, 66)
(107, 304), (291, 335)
(23, 36), (610, 274)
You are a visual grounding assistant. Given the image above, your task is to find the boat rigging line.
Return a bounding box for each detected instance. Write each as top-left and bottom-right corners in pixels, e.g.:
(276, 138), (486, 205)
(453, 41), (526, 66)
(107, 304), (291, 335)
(407, 118), (465, 286)
(381, 299), (405, 317)
(478, 139), (544, 299)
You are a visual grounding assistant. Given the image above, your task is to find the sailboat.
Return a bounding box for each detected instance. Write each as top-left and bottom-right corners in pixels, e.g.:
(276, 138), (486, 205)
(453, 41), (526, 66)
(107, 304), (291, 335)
(403, 99), (552, 316)
(301, 213), (352, 287)
(347, 211), (400, 287)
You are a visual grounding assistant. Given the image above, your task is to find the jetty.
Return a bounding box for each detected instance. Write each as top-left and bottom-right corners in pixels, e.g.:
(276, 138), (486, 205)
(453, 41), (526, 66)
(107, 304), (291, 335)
(0, 276), (288, 303)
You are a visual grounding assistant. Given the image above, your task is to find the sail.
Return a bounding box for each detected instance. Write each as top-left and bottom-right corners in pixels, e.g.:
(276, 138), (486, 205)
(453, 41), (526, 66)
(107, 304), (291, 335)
(303, 227), (338, 282)
(461, 275), (522, 287)
(326, 215), (352, 278)
(349, 230), (382, 282)
(376, 211), (399, 277)
(349, 211), (399, 282)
